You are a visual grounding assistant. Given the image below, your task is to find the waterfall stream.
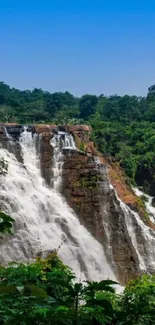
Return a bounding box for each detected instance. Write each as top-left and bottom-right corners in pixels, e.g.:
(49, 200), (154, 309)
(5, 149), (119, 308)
(0, 128), (116, 282)
(134, 187), (155, 223)
(50, 132), (76, 190)
(116, 190), (155, 272)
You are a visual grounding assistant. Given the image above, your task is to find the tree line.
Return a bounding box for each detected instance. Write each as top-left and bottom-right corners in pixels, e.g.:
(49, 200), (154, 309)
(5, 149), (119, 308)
(1, 81), (155, 194)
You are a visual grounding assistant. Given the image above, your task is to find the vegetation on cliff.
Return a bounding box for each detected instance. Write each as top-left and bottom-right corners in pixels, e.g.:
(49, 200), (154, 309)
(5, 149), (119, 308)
(0, 253), (154, 324)
(0, 82), (155, 194)
(0, 212), (14, 235)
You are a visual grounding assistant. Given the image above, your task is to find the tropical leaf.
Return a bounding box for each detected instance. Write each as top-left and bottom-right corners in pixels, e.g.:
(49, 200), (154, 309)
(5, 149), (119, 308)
(24, 285), (47, 298)
(0, 286), (16, 295)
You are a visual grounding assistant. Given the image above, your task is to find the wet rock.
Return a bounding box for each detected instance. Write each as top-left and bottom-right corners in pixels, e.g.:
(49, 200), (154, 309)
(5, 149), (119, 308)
(39, 132), (54, 185)
(0, 126), (4, 134)
(61, 150), (140, 285)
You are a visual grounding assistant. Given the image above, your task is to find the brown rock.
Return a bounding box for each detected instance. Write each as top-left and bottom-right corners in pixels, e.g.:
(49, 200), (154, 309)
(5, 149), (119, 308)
(61, 150), (140, 285)
(34, 124), (56, 133)
(42, 132), (53, 141)
(67, 125), (92, 132)
(85, 142), (97, 155)
(0, 126), (4, 134)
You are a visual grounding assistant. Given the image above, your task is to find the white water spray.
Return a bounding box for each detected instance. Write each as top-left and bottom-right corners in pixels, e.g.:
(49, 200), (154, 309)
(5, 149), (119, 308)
(50, 132), (75, 190)
(0, 129), (116, 282)
(134, 187), (155, 223)
(113, 187), (155, 272)
(3, 126), (12, 140)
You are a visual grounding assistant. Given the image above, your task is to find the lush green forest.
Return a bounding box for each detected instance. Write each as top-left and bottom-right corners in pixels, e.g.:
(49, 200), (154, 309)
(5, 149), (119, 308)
(0, 251), (154, 325)
(0, 81), (155, 194)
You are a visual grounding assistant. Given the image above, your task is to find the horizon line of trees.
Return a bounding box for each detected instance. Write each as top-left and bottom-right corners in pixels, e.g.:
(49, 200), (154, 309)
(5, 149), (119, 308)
(1, 81), (155, 124)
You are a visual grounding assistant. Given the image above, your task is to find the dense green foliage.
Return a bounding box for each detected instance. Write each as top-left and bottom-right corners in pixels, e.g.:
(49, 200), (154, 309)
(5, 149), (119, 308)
(120, 275), (155, 324)
(0, 212), (14, 235)
(1, 82), (155, 194)
(0, 253), (119, 325)
(0, 254), (155, 324)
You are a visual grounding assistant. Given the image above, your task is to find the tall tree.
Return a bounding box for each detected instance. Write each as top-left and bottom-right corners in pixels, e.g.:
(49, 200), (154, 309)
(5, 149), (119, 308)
(79, 94), (98, 119)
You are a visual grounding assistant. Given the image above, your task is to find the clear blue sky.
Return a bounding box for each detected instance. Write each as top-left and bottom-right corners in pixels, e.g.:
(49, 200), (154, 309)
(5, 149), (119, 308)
(0, 0), (155, 96)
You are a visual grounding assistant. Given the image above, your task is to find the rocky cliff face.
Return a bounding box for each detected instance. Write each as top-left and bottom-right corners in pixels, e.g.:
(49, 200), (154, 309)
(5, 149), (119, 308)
(0, 123), (155, 285)
(61, 149), (141, 284)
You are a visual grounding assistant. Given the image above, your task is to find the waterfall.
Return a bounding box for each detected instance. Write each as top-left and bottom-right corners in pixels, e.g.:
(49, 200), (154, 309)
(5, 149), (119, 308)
(2, 126), (155, 287)
(3, 126), (11, 139)
(50, 132), (76, 190)
(62, 132), (76, 150)
(0, 128), (116, 282)
(115, 189), (155, 272)
(133, 187), (155, 223)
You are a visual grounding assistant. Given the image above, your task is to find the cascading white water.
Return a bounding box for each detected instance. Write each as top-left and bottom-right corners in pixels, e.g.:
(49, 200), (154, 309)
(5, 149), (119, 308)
(0, 128), (116, 282)
(50, 133), (64, 190)
(3, 126), (11, 139)
(62, 132), (76, 150)
(50, 132), (76, 190)
(114, 187), (155, 272)
(133, 187), (155, 223)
